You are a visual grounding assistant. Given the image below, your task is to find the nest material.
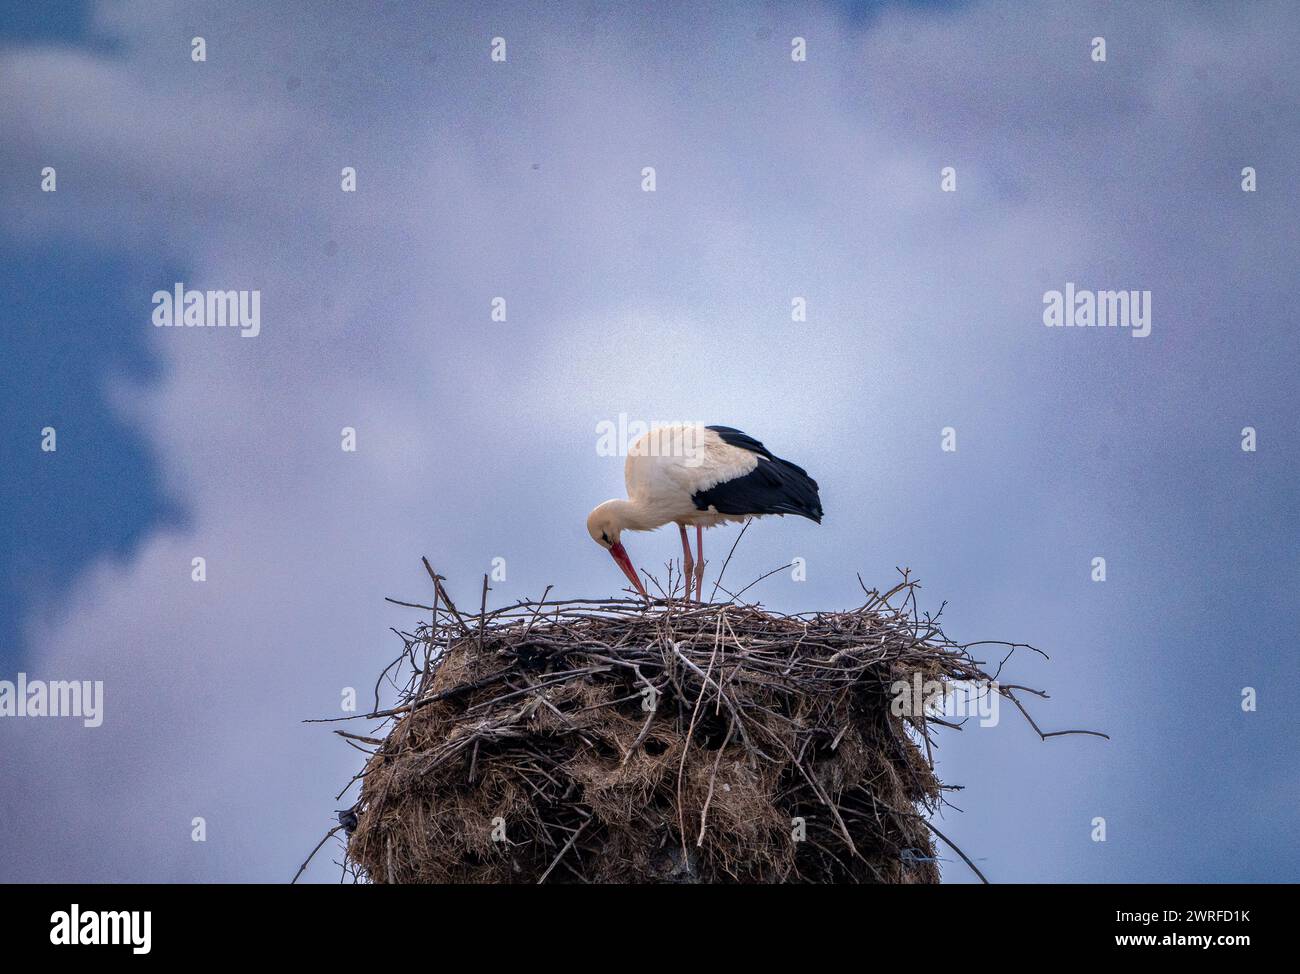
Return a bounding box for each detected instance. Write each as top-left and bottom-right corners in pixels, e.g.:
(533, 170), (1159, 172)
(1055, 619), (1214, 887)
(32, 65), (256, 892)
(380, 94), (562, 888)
(322, 566), (1089, 884)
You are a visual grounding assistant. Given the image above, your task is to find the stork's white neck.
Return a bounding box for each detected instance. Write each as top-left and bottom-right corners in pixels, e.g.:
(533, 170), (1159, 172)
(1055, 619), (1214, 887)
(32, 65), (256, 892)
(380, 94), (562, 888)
(597, 497), (667, 532)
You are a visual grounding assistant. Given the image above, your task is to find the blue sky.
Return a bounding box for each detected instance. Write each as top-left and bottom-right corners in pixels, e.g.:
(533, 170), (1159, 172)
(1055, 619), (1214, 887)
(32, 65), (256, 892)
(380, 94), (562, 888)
(1, 248), (183, 662)
(1, 0), (1296, 882)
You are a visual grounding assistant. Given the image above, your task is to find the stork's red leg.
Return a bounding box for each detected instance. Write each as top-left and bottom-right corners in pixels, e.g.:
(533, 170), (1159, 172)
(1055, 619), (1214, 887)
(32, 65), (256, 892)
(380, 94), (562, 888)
(695, 525), (705, 602)
(678, 523), (694, 601)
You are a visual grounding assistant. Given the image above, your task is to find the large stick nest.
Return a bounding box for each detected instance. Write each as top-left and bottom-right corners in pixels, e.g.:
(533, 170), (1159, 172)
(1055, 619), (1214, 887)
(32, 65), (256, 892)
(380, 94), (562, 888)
(311, 562), (1099, 884)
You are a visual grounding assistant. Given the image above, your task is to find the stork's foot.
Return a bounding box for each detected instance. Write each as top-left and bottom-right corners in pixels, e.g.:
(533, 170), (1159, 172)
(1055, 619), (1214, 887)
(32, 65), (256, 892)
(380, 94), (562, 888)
(693, 561), (705, 602)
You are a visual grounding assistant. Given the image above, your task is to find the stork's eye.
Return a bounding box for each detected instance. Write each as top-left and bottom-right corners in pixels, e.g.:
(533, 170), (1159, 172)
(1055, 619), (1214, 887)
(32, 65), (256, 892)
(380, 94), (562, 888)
(601, 532), (610, 544)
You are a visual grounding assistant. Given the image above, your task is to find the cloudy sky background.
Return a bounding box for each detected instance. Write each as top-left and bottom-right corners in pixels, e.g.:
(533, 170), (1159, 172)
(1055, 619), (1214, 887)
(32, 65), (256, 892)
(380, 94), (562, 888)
(1, 0), (1296, 882)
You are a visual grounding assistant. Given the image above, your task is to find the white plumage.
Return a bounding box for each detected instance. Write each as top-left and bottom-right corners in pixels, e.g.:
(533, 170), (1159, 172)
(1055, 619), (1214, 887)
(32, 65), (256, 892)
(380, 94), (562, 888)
(623, 425), (760, 529)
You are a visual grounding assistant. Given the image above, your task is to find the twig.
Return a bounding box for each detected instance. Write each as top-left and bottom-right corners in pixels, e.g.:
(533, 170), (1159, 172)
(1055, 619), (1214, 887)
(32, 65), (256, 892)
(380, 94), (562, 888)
(292, 825), (343, 884)
(709, 518), (751, 601)
(537, 819), (590, 884)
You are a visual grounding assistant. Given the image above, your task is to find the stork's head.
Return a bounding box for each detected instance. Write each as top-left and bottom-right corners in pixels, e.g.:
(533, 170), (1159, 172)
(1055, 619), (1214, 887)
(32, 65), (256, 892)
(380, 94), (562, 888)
(586, 501), (647, 597)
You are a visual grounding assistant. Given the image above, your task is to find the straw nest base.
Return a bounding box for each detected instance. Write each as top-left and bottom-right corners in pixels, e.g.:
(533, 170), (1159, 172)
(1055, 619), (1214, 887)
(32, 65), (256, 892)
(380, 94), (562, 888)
(309, 564), (1099, 884)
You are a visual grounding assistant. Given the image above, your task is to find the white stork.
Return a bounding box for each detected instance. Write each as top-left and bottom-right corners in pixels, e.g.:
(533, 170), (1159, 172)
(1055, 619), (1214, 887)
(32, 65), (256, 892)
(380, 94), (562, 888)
(587, 424), (823, 600)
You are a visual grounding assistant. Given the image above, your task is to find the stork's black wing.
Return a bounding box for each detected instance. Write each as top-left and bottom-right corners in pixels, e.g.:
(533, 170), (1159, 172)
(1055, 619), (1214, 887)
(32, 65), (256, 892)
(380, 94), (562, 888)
(691, 426), (823, 523)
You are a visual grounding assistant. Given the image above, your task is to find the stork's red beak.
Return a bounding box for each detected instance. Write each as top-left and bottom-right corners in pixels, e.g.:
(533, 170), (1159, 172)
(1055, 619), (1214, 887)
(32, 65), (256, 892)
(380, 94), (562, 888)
(609, 542), (647, 598)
